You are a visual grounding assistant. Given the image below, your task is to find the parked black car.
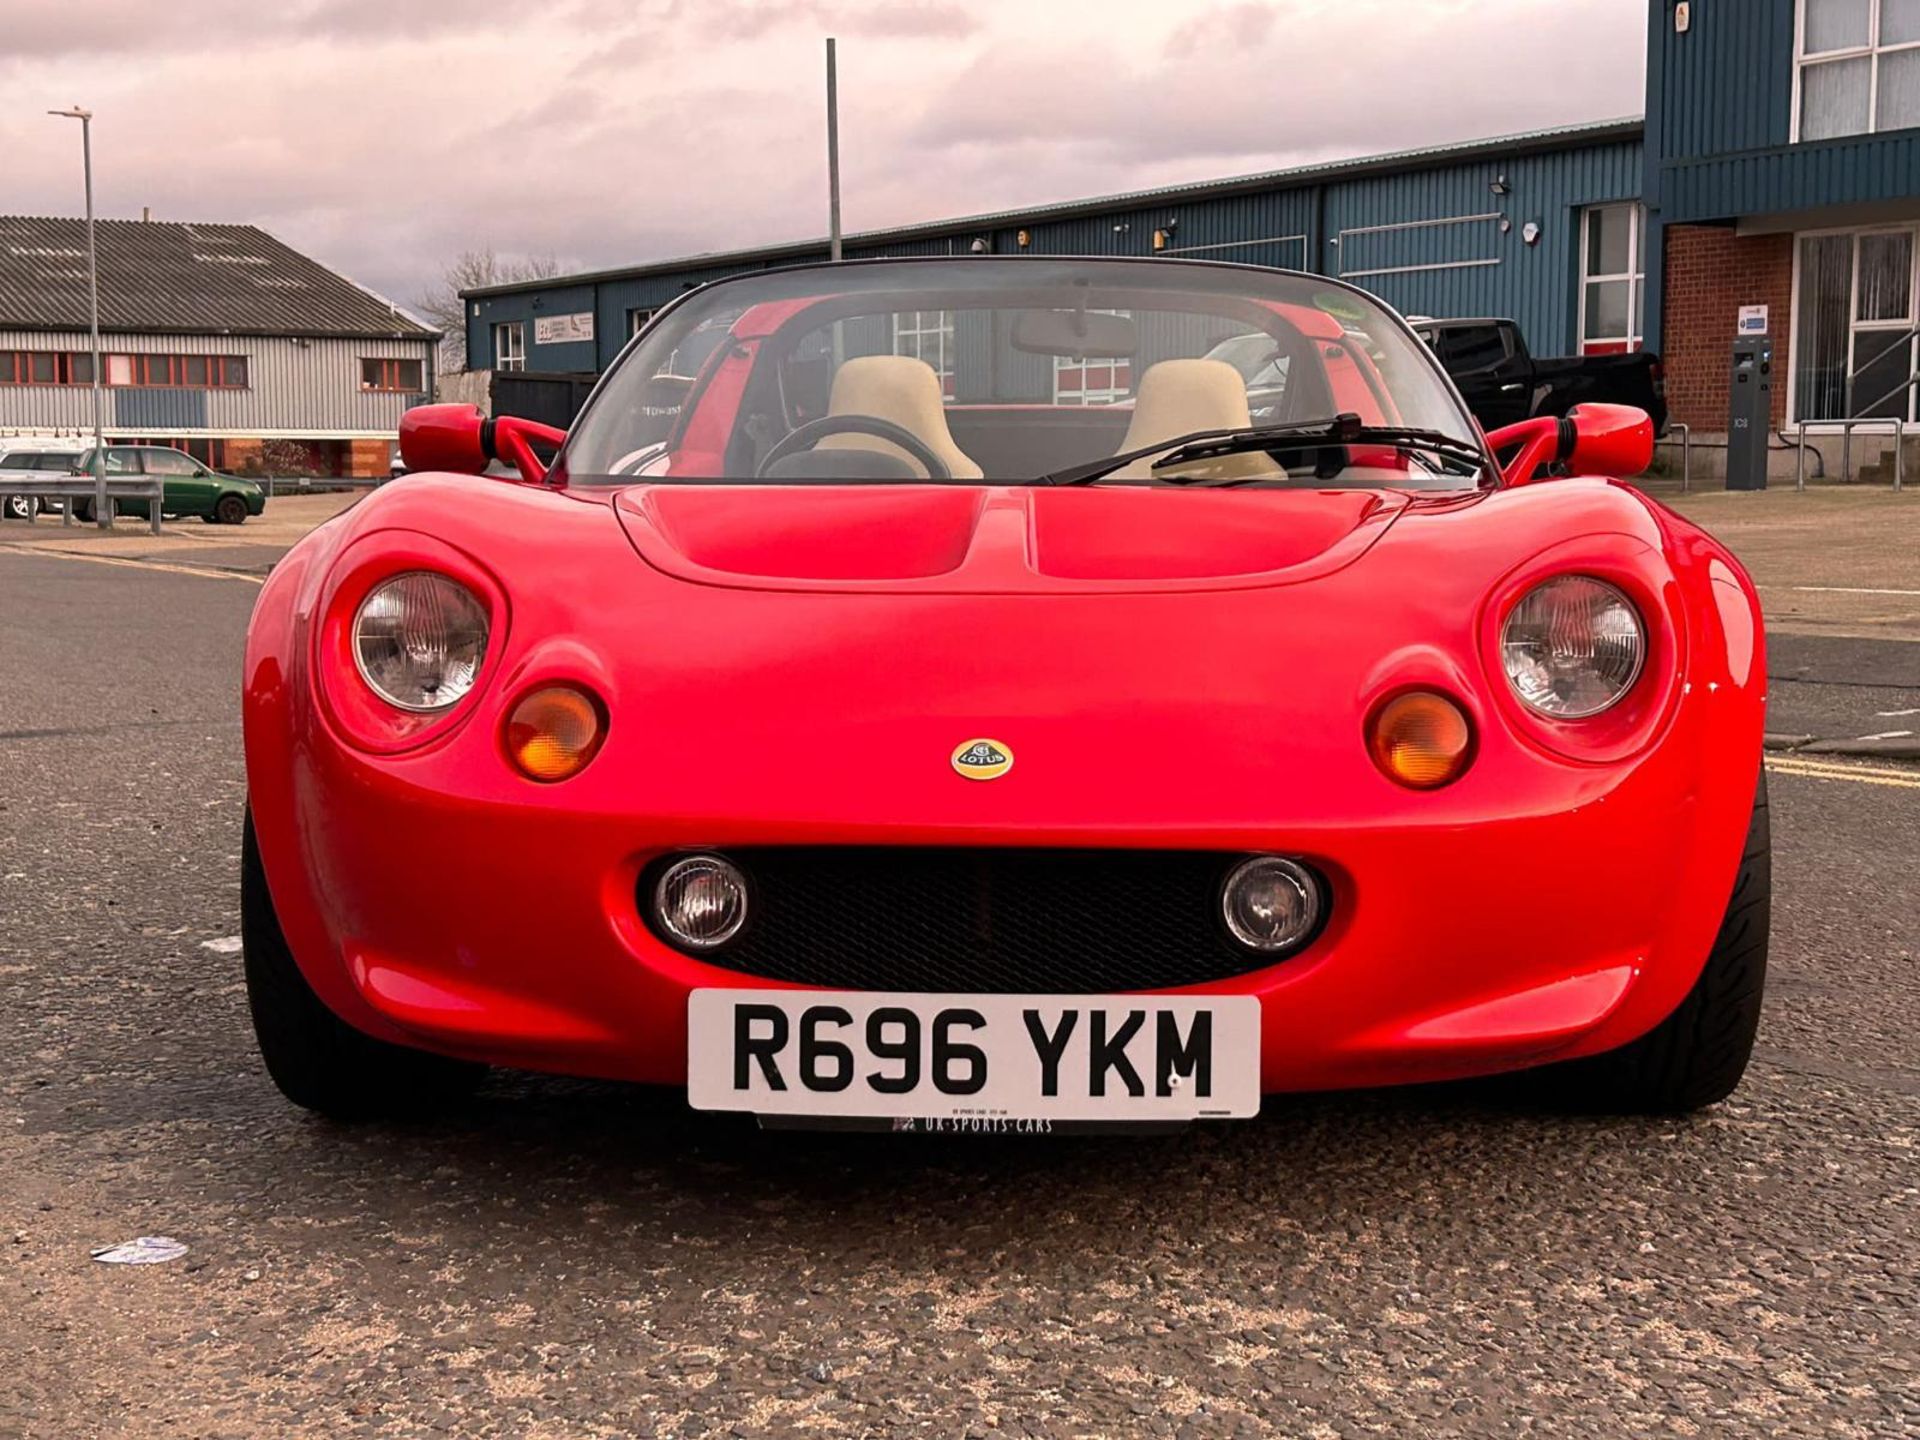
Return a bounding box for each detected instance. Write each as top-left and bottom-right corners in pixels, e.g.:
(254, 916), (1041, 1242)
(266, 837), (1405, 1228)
(1411, 318), (1667, 436)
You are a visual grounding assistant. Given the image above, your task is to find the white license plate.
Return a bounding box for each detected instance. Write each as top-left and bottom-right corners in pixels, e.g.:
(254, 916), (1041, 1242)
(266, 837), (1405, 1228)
(687, 990), (1260, 1122)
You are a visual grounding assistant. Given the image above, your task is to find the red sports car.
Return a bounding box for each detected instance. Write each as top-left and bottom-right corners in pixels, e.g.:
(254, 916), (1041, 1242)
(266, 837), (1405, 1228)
(241, 257), (1769, 1127)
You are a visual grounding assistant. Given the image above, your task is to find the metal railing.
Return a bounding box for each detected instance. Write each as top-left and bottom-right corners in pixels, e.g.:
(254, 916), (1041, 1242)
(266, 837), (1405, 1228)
(1803, 324), (1920, 492)
(1666, 422), (1692, 492)
(0, 476), (165, 535)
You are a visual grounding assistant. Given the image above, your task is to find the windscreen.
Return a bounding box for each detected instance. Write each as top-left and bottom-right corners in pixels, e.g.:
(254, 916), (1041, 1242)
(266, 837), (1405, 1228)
(560, 258), (1484, 489)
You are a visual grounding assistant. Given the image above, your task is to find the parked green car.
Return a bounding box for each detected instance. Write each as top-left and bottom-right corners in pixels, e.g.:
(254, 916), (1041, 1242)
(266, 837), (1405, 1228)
(69, 446), (266, 525)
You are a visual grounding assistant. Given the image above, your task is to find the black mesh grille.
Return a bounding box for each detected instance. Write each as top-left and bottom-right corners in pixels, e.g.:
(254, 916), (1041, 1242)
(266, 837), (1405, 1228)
(643, 849), (1311, 993)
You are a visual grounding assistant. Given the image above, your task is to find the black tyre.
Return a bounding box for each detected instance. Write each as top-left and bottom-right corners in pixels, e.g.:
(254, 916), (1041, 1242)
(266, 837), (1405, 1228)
(215, 493), (249, 525)
(243, 810), (484, 1119)
(3, 494), (36, 521)
(1538, 771), (1770, 1113)
(71, 497), (95, 524)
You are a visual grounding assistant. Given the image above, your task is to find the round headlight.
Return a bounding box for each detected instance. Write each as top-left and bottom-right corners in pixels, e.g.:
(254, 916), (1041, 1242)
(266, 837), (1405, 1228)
(1501, 576), (1645, 719)
(352, 572), (490, 712)
(1220, 856), (1323, 955)
(654, 855), (750, 951)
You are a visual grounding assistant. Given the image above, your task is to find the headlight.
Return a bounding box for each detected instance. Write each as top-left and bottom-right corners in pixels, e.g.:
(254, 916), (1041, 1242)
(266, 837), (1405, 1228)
(1501, 575), (1645, 719)
(352, 571), (489, 712)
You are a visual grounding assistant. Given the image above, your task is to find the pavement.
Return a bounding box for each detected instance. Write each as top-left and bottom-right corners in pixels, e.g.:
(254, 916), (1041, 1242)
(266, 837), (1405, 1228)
(1, 487), (1918, 1437)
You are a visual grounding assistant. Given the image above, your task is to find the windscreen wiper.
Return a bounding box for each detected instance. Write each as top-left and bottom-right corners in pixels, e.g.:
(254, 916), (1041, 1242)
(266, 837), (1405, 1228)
(1037, 413), (1489, 487)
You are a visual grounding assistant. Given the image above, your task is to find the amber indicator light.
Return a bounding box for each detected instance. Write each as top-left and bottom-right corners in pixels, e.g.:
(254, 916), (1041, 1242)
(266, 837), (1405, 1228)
(1368, 691), (1474, 790)
(506, 686), (607, 783)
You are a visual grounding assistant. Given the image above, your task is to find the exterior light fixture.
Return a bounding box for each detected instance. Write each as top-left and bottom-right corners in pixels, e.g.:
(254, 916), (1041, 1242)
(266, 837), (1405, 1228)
(1490, 175), (1511, 196)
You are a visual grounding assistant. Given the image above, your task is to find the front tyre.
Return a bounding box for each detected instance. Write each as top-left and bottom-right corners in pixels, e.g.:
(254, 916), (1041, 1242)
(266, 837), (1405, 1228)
(242, 809), (483, 1119)
(1538, 770), (1770, 1113)
(215, 493), (249, 525)
(3, 494), (36, 521)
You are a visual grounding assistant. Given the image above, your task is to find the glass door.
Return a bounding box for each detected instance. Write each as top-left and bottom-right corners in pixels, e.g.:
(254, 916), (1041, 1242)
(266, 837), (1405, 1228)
(1793, 226), (1920, 424)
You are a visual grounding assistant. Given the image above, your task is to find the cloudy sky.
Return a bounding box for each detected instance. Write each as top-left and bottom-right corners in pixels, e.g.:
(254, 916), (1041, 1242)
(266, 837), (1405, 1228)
(4, 0), (1645, 312)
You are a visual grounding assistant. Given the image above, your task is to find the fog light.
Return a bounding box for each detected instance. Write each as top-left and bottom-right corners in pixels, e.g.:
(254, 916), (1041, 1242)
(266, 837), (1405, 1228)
(654, 855), (749, 951)
(1220, 856), (1323, 954)
(1367, 691), (1474, 790)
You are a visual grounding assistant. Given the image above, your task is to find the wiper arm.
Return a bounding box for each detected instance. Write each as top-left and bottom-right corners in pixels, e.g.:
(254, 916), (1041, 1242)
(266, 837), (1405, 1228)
(1038, 413), (1489, 487)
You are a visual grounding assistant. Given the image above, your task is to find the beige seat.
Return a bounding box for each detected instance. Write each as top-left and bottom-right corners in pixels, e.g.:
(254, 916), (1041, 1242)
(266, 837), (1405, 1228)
(1111, 358), (1273, 481)
(815, 356), (984, 480)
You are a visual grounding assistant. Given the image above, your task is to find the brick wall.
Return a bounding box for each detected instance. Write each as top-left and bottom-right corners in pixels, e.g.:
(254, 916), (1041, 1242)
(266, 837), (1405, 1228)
(1661, 225), (1794, 430)
(348, 438), (392, 479)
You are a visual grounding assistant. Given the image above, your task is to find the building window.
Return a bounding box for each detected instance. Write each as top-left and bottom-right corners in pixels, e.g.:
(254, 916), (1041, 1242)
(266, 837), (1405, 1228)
(891, 311), (956, 399)
(628, 307), (657, 338)
(494, 322), (526, 372)
(1792, 225), (1919, 422)
(360, 357), (425, 392)
(1578, 204), (1646, 355)
(0, 351), (242, 387)
(1051, 311), (1134, 406)
(1797, 0), (1920, 141)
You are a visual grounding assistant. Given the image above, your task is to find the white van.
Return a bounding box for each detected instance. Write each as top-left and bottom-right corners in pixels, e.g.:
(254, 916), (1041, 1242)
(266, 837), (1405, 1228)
(0, 444), (86, 520)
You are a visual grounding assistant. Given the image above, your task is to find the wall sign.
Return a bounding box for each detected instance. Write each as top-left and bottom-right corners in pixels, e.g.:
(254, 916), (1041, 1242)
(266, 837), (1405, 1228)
(1738, 304), (1769, 336)
(534, 312), (595, 345)
(1675, 2), (1690, 33)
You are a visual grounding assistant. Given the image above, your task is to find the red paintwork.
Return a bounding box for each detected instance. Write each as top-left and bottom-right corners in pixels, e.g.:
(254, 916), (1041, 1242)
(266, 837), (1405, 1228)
(244, 456), (1766, 1094)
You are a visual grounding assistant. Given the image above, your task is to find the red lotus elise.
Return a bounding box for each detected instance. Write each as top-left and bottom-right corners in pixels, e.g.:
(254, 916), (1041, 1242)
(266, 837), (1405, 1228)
(241, 257), (1769, 1127)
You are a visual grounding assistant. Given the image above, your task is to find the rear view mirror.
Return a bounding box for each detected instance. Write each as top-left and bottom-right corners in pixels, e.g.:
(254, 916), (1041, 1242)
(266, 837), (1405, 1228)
(1012, 309), (1139, 358)
(399, 404), (568, 484)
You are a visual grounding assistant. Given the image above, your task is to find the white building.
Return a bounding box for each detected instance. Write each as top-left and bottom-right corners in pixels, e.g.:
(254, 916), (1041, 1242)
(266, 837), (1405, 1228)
(0, 216), (438, 478)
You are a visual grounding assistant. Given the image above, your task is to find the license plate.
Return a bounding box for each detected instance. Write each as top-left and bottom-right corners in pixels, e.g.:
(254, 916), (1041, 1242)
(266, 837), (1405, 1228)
(687, 990), (1260, 1122)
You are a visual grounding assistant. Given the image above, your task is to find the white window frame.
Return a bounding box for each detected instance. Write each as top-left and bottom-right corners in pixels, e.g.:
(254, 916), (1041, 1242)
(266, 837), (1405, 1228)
(1577, 203), (1647, 355)
(1785, 220), (1920, 426)
(628, 307), (656, 339)
(891, 310), (956, 399)
(1793, 0), (1920, 142)
(493, 321), (526, 372)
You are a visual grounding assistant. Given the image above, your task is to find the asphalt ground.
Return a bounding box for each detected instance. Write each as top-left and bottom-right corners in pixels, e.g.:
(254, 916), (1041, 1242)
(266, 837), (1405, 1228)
(2, 499), (1918, 1437)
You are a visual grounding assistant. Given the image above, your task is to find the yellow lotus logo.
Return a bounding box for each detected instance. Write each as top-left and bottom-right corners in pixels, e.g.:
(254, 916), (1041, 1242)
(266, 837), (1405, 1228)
(951, 739), (1014, 781)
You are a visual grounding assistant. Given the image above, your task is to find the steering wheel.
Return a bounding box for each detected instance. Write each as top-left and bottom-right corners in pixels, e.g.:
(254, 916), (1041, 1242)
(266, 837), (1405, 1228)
(756, 415), (952, 481)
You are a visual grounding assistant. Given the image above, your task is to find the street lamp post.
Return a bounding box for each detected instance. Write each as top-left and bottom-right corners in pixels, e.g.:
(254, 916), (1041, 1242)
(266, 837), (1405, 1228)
(48, 106), (108, 530)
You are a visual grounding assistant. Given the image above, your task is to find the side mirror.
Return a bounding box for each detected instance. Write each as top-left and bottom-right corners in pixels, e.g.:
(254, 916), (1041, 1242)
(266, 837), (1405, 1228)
(398, 404), (569, 484)
(1564, 403), (1655, 476)
(399, 404), (488, 475)
(1485, 403), (1654, 487)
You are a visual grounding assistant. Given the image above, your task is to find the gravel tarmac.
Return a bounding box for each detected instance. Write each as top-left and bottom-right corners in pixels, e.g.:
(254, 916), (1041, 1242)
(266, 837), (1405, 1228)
(1, 548), (1916, 1439)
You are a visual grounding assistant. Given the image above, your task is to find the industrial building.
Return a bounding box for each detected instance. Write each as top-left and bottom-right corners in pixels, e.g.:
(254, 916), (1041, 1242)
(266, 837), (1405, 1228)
(0, 216), (437, 478)
(466, 0), (1920, 472)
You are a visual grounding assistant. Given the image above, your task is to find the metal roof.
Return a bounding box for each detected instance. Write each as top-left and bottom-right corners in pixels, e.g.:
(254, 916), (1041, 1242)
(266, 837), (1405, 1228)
(465, 117), (1645, 300)
(0, 216), (437, 340)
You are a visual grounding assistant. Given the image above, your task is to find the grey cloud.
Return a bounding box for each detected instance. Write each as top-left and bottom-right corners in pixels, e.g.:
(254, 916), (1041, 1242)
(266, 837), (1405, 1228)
(0, 0), (1643, 308)
(906, 0), (1642, 170)
(658, 0), (982, 41)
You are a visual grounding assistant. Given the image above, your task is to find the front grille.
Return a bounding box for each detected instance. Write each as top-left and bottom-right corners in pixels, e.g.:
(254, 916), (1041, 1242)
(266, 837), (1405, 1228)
(642, 848), (1309, 993)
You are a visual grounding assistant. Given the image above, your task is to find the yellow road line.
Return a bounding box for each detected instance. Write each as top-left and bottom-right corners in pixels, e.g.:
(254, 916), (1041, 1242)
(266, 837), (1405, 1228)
(1767, 756), (1920, 789)
(0, 545), (265, 585)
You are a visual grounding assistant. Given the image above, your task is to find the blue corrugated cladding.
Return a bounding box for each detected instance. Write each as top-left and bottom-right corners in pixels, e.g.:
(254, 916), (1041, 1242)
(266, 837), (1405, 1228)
(1647, 0), (1920, 223)
(1324, 141), (1643, 353)
(1649, 0), (1794, 166)
(469, 134), (1645, 370)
